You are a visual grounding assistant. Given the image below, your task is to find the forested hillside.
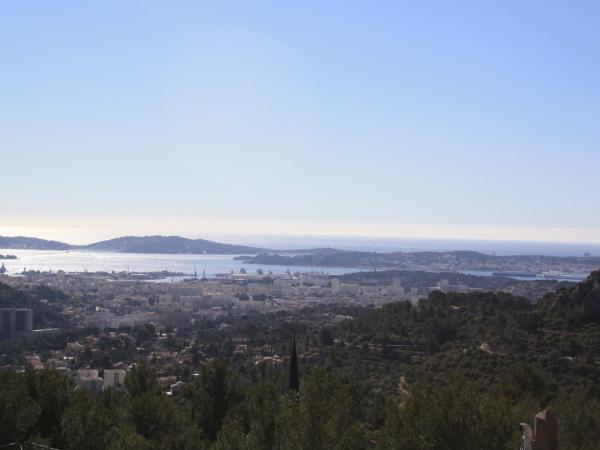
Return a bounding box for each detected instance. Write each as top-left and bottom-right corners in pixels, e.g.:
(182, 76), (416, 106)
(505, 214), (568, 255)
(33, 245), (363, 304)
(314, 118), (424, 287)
(3, 273), (600, 448)
(325, 271), (600, 394)
(0, 282), (70, 329)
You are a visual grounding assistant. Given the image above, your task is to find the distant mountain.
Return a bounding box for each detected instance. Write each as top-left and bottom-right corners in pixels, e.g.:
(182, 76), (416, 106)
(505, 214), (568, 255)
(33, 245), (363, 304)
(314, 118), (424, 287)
(0, 234), (267, 254)
(0, 236), (71, 250)
(82, 235), (266, 254)
(239, 249), (600, 275)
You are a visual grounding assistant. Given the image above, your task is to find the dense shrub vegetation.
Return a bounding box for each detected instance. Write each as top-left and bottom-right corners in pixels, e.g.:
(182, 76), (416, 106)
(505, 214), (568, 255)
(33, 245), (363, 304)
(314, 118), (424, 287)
(2, 271), (600, 448)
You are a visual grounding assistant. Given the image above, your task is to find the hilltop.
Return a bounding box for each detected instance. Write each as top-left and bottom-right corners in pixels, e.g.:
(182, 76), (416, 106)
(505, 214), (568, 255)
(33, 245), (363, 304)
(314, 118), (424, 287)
(82, 235), (266, 254)
(538, 269), (600, 322)
(0, 235), (266, 255)
(0, 236), (71, 250)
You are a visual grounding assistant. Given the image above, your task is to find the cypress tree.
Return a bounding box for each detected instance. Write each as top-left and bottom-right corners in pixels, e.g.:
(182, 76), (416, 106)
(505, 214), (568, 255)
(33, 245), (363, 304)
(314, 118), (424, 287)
(289, 337), (300, 392)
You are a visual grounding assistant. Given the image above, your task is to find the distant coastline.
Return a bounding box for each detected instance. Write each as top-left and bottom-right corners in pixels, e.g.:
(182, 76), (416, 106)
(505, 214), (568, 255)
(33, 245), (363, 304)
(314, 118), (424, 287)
(0, 235), (265, 255)
(2, 233), (600, 258)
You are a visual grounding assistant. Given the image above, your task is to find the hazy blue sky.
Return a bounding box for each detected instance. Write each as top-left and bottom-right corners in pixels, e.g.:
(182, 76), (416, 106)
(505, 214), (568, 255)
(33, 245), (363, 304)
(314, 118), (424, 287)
(2, 1), (600, 243)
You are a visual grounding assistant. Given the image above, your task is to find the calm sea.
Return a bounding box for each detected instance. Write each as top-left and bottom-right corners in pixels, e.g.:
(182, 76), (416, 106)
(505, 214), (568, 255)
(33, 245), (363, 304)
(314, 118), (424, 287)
(0, 249), (355, 277)
(1, 237), (594, 281)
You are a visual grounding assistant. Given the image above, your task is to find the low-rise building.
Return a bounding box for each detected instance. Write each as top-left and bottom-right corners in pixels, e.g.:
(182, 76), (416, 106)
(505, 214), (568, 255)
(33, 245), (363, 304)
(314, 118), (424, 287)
(75, 369), (103, 395)
(103, 369), (127, 390)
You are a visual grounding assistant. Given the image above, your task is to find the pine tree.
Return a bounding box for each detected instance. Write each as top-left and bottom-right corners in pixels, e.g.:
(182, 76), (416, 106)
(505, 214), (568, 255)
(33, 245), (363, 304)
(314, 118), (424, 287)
(289, 337), (299, 392)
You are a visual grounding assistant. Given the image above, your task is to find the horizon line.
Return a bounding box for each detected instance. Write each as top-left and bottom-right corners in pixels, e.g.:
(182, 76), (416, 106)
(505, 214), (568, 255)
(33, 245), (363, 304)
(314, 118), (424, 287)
(2, 215), (600, 246)
(2, 231), (600, 249)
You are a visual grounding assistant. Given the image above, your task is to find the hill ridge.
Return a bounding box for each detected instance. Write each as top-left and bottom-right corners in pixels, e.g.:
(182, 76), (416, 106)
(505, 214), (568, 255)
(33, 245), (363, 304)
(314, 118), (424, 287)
(0, 234), (265, 254)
